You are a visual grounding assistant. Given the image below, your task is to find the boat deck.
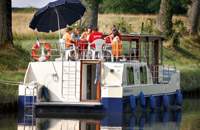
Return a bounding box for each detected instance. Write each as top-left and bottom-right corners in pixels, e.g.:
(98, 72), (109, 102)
(36, 101), (102, 107)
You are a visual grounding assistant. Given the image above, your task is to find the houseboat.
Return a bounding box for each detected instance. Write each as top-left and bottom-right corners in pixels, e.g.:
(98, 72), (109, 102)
(18, 33), (182, 113)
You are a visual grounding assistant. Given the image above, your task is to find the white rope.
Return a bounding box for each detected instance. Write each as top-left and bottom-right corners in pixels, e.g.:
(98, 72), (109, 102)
(0, 79), (23, 86)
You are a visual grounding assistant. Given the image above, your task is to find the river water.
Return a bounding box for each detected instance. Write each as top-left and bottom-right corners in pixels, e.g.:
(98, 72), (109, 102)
(1, 97), (200, 130)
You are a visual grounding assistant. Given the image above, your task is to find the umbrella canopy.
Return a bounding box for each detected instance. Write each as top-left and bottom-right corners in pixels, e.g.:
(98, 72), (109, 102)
(29, 0), (86, 33)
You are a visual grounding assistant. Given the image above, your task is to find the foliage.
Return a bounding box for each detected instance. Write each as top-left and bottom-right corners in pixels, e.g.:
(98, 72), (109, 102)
(168, 20), (187, 47)
(81, 0), (103, 9)
(142, 18), (156, 34)
(163, 0), (173, 38)
(99, 0), (161, 14)
(113, 18), (132, 34)
(11, 0), (190, 15)
(99, 0), (189, 15)
(173, 20), (187, 35)
(170, 32), (182, 47)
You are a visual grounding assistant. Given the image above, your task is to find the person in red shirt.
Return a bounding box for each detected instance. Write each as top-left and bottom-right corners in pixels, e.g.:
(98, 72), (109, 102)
(88, 27), (104, 48)
(105, 25), (121, 43)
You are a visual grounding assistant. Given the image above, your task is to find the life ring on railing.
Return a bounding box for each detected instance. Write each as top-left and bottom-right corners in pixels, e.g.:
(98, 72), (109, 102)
(32, 41), (51, 61)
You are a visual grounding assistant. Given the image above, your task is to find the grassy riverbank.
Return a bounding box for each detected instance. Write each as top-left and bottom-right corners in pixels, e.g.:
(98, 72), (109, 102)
(163, 36), (200, 92)
(0, 45), (29, 103)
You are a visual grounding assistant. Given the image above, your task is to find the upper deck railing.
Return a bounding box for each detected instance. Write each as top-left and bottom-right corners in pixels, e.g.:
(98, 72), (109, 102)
(30, 39), (161, 64)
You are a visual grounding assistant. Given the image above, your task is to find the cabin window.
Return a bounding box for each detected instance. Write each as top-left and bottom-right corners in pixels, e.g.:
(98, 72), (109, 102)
(122, 40), (130, 55)
(141, 40), (146, 62)
(140, 66), (147, 84)
(159, 40), (162, 64)
(149, 41), (153, 64)
(126, 67), (134, 85)
(122, 40), (139, 60)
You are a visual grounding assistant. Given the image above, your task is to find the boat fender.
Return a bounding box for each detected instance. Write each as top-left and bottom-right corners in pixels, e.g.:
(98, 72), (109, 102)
(149, 111), (155, 127)
(139, 116), (145, 129)
(94, 64), (99, 84)
(163, 110), (168, 124)
(129, 115), (136, 129)
(149, 95), (156, 110)
(43, 86), (50, 102)
(139, 92), (146, 107)
(129, 94), (136, 110)
(176, 109), (182, 124)
(37, 85), (44, 101)
(163, 94), (168, 109)
(177, 90), (182, 106)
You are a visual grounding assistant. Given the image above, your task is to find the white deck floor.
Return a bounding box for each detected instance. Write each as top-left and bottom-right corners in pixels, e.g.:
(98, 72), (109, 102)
(36, 101), (102, 107)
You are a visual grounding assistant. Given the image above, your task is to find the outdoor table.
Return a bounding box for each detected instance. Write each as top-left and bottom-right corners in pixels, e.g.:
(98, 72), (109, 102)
(77, 39), (88, 59)
(78, 39), (88, 52)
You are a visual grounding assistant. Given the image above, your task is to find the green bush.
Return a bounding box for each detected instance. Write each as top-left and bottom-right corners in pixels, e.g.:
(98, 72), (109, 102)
(113, 17), (132, 34)
(141, 18), (156, 34)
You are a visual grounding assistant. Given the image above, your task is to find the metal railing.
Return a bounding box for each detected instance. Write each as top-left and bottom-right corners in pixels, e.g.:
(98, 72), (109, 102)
(29, 41), (155, 63)
(148, 64), (177, 84)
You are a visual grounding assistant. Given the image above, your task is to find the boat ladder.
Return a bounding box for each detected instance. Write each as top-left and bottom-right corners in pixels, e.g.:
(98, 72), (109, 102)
(24, 85), (37, 112)
(61, 61), (77, 99)
(23, 110), (35, 130)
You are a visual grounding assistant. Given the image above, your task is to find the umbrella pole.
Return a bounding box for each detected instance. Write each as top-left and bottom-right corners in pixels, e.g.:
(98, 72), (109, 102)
(55, 8), (63, 57)
(80, 17), (82, 31)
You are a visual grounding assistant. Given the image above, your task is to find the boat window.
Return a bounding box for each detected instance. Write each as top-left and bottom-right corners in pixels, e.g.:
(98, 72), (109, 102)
(140, 66), (147, 84)
(159, 40), (162, 64)
(149, 41), (153, 65)
(141, 40), (146, 62)
(122, 40), (130, 55)
(126, 67), (134, 85)
(121, 40), (139, 60)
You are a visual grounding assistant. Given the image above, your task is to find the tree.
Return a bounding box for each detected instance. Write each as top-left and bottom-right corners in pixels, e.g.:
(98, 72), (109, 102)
(81, 0), (103, 29)
(156, 0), (173, 37)
(0, 0), (13, 46)
(187, 0), (200, 35)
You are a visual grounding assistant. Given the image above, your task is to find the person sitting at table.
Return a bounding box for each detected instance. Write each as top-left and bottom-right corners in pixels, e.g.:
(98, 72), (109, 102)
(62, 27), (77, 60)
(71, 28), (80, 39)
(88, 27), (104, 49)
(87, 27), (104, 59)
(80, 25), (92, 41)
(105, 25), (121, 43)
(111, 29), (122, 61)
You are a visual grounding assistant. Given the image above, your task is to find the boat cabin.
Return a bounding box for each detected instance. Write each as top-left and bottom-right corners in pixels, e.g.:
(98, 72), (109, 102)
(120, 34), (164, 83)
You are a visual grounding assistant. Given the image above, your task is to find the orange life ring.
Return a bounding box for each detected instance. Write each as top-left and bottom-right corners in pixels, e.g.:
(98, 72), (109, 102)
(32, 41), (51, 61)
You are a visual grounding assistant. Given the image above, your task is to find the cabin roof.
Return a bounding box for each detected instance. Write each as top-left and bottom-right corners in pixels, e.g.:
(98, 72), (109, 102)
(121, 33), (165, 39)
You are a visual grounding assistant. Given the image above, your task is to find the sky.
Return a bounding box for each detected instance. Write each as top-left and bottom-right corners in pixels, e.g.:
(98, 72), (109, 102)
(12, 0), (57, 8)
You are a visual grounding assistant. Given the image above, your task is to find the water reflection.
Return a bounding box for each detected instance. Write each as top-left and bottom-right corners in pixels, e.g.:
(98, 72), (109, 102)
(18, 109), (182, 130)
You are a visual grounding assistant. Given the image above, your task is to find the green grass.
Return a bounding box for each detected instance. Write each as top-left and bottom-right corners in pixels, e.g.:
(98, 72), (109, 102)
(163, 36), (200, 92)
(0, 70), (25, 103)
(0, 44), (30, 102)
(13, 31), (59, 41)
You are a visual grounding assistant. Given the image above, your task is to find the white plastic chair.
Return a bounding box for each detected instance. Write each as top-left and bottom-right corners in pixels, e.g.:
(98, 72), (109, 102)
(65, 42), (77, 61)
(87, 39), (105, 60)
(104, 36), (114, 62)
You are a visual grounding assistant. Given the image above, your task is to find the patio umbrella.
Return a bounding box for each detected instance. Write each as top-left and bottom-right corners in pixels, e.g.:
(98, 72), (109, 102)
(29, 0), (86, 39)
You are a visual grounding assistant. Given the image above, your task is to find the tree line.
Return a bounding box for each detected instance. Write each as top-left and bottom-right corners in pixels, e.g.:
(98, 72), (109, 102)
(99, 0), (190, 15)
(82, 0), (200, 37)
